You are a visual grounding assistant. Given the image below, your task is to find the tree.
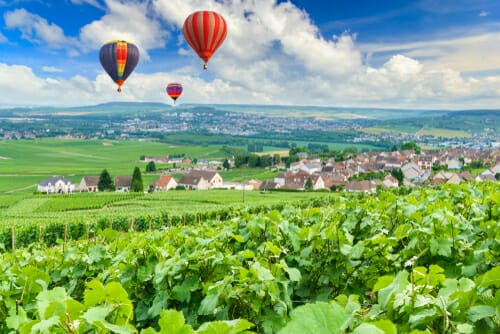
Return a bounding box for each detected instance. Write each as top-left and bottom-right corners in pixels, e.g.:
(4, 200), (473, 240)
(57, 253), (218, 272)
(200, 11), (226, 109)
(305, 177), (314, 191)
(146, 161), (156, 173)
(400, 142), (421, 154)
(391, 168), (404, 187)
(391, 145), (398, 152)
(131, 167), (144, 192)
(247, 154), (260, 167)
(273, 154), (281, 165)
(98, 169), (114, 191)
(223, 159), (230, 170)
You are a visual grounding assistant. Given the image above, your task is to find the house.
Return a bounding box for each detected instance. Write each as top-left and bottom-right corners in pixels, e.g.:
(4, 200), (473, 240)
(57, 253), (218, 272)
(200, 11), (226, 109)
(153, 175), (178, 191)
(259, 180), (281, 190)
(177, 174), (211, 190)
(38, 177), (75, 194)
(382, 175), (399, 188)
(401, 163), (422, 181)
(78, 176), (99, 192)
(345, 180), (377, 193)
(446, 157), (463, 170)
(115, 176), (132, 192)
(283, 172), (325, 190)
(188, 170), (223, 188)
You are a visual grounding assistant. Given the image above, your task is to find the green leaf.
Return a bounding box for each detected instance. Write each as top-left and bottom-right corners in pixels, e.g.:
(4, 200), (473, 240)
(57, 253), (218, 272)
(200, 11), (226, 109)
(467, 305), (496, 322)
(277, 302), (348, 334)
(84, 280), (106, 307)
(430, 237), (452, 257)
(352, 323), (384, 334)
(251, 262), (275, 281)
(157, 309), (194, 334)
(479, 266), (500, 288)
(36, 287), (68, 320)
(409, 309), (438, 326)
(266, 241), (281, 256)
(377, 271), (409, 309)
(82, 305), (135, 334)
(198, 289), (220, 315)
(30, 316), (60, 333)
(456, 323), (474, 334)
(284, 267), (301, 282)
(372, 319), (397, 334)
(6, 307), (29, 330)
(197, 319), (254, 334)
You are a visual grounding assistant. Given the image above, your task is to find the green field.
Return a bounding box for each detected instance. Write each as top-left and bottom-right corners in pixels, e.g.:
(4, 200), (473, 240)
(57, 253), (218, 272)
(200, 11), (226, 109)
(0, 189), (333, 227)
(416, 127), (472, 138)
(0, 139), (234, 193)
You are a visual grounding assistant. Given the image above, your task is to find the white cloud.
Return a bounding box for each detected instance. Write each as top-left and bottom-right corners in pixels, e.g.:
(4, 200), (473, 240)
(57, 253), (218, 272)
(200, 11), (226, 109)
(70, 0), (104, 9)
(0, 31), (7, 43)
(0, 0), (499, 109)
(4, 9), (76, 48)
(42, 66), (63, 73)
(78, 0), (169, 59)
(361, 32), (500, 73)
(479, 11), (489, 17)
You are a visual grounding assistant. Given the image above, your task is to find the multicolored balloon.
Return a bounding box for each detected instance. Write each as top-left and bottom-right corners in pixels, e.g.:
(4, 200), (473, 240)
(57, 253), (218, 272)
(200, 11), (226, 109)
(166, 83), (183, 103)
(183, 11), (227, 70)
(99, 40), (140, 92)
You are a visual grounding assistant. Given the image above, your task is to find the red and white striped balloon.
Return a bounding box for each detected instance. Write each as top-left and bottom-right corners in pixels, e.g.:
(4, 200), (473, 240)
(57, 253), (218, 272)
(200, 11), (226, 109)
(183, 11), (227, 70)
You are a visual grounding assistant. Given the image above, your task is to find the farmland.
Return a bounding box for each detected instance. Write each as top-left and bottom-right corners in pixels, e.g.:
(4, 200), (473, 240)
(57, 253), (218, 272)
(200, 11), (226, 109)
(0, 189), (332, 227)
(0, 182), (498, 333)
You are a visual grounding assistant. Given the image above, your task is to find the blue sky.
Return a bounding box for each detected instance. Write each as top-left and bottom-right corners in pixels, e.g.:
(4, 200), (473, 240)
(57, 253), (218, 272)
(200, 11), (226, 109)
(0, 0), (499, 108)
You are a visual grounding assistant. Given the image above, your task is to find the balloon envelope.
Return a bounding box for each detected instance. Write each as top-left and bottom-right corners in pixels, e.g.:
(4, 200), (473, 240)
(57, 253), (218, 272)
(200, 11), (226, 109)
(166, 83), (183, 102)
(183, 11), (227, 69)
(99, 40), (139, 92)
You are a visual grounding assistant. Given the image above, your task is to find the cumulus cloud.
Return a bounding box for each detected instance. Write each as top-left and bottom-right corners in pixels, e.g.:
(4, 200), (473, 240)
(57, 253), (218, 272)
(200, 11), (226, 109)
(1, 0), (499, 109)
(70, 0), (105, 9)
(0, 31), (7, 43)
(361, 32), (500, 73)
(4, 9), (76, 48)
(79, 0), (169, 59)
(42, 66), (63, 73)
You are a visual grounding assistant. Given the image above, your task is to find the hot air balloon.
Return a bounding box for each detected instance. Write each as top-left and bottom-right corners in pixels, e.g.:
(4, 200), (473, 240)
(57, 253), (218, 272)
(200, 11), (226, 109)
(99, 40), (139, 92)
(166, 83), (183, 103)
(183, 11), (227, 70)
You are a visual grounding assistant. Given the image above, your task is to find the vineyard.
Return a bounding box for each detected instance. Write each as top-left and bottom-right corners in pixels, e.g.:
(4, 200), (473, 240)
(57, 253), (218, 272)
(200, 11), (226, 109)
(0, 190), (329, 228)
(0, 182), (499, 333)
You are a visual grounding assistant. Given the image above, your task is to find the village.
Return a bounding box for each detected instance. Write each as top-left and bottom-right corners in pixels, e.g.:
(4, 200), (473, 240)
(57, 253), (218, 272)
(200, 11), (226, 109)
(36, 147), (500, 195)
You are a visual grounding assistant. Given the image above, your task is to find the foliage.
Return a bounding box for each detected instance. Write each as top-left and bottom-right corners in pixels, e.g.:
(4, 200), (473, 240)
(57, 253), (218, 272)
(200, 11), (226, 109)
(131, 167), (144, 193)
(98, 169), (115, 192)
(400, 141), (421, 154)
(0, 182), (498, 333)
(391, 168), (404, 186)
(146, 161), (157, 173)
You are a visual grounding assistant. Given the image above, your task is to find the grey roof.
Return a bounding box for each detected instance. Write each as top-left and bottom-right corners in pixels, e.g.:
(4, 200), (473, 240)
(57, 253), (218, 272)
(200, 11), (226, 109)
(82, 176), (100, 186)
(189, 170), (219, 181)
(115, 176), (132, 187)
(38, 176), (72, 186)
(178, 175), (205, 186)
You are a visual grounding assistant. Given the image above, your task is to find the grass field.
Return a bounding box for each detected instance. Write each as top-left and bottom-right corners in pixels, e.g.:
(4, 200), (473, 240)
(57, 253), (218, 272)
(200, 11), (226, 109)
(0, 139), (233, 193)
(416, 127), (472, 138)
(0, 190), (334, 227)
(361, 126), (421, 134)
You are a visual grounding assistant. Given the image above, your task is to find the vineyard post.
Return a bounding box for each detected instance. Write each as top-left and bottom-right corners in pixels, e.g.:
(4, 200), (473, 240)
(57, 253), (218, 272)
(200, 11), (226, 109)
(86, 222), (90, 243)
(64, 223), (68, 250)
(130, 218), (135, 231)
(38, 225), (43, 243)
(109, 218), (113, 230)
(148, 218), (152, 233)
(184, 215), (186, 225)
(11, 226), (15, 250)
